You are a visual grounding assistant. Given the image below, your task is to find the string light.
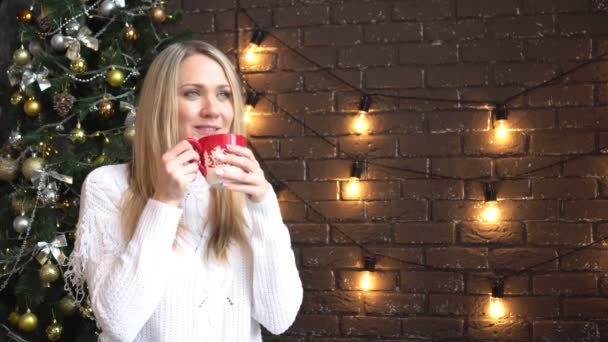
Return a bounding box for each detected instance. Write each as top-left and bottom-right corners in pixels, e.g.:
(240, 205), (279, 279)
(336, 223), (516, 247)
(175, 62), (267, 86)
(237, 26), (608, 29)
(481, 182), (500, 222)
(245, 29), (265, 64)
(489, 279), (506, 319)
(359, 256), (376, 291)
(493, 104), (509, 141)
(345, 161), (363, 199)
(353, 95), (371, 135)
(244, 91), (260, 123)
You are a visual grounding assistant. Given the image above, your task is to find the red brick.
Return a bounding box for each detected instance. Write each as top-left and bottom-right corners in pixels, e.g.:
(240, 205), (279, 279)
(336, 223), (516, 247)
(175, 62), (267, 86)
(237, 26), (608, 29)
(341, 316), (400, 337)
(394, 222), (453, 244)
(300, 269), (334, 290)
(494, 63), (557, 86)
(399, 43), (457, 65)
(277, 47), (337, 71)
(563, 298), (608, 318)
(280, 137), (337, 159)
(313, 338), (365, 342)
(423, 19), (486, 41)
(247, 114), (302, 137)
(464, 180), (530, 200)
(393, 0), (453, 20)
(331, 3), (390, 24)
(434, 200), (559, 221)
(335, 90), (398, 113)
(530, 131), (595, 155)
(367, 158), (428, 179)
(308, 159), (355, 180)
(563, 156), (608, 177)
(559, 107), (608, 129)
(561, 249), (608, 271)
(179, 12), (214, 33)
(302, 291), (362, 314)
(402, 317), (464, 339)
(401, 271), (464, 293)
(339, 180), (401, 201)
(302, 246), (362, 268)
(523, 0), (588, 13)
(304, 26), (363, 46)
(363, 292), (425, 315)
(565, 61), (608, 83)
(458, 0), (520, 17)
(503, 297), (560, 318)
(559, 13), (608, 35)
(564, 200), (608, 221)
(339, 136), (397, 158)
(288, 223), (329, 244)
(238, 53), (274, 72)
(364, 22), (422, 43)
(426, 247), (489, 269)
(533, 321), (600, 342)
(461, 40), (523, 62)
(429, 294), (488, 315)
(273, 6), (329, 27)
(489, 248), (558, 271)
(244, 72), (302, 93)
(199, 32), (235, 52)
(431, 158), (492, 178)
(427, 64), (487, 87)
(240, 0), (291, 6)
(533, 273), (599, 295)
(250, 138), (279, 159)
(398, 88), (460, 111)
(490, 15), (554, 38)
(468, 319), (530, 341)
(495, 157), (562, 178)
(291, 314), (339, 335)
(277, 92), (333, 113)
(369, 247), (423, 270)
(215, 8), (271, 31)
(303, 70), (361, 91)
(332, 223), (392, 244)
(501, 109), (556, 129)
(458, 222), (524, 244)
(404, 179), (464, 200)
(399, 134), (461, 157)
(463, 131), (527, 155)
(467, 273), (530, 295)
(338, 270), (398, 291)
(427, 110), (490, 132)
(365, 67), (422, 89)
(264, 160), (304, 180)
(459, 87), (526, 107)
(368, 112), (425, 134)
(280, 201), (307, 222)
(366, 199), (427, 221)
(308, 201), (365, 221)
(338, 46), (395, 68)
(528, 85), (594, 107)
(532, 178), (597, 199)
(526, 38), (591, 61)
(280, 181), (338, 201)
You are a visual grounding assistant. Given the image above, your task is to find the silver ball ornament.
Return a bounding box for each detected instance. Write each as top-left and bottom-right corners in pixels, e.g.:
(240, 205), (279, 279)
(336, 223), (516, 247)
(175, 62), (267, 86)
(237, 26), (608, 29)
(28, 41), (43, 55)
(50, 34), (67, 51)
(65, 20), (81, 36)
(40, 187), (59, 206)
(12, 215), (30, 234)
(8, 130), (22, 147)
(99, 0), (116, 16)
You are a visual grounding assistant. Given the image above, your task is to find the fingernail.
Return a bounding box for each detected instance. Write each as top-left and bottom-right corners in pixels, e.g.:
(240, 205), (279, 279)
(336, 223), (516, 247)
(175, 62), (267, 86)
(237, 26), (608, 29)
(227, 144), (235, 149)
(215, 168), (225, 175)
(216, 153), (225, 160)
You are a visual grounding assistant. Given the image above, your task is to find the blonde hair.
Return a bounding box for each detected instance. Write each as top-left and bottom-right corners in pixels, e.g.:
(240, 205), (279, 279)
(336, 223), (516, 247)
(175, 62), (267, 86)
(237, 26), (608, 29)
(122, 41), (248, 261)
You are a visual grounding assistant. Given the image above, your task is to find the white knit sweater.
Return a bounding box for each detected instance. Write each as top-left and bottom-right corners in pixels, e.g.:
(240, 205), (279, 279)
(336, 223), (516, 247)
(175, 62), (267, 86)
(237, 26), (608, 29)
(64, 164), (303, 342)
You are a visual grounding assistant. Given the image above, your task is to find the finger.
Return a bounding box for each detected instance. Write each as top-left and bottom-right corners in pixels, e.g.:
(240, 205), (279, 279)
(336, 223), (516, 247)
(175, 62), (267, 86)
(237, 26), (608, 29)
(174, 149), (201, 165)
(218, 167), (258, 185)
(226, 144), (256, 161)
(165, 140), (196, 160)
(219, 154), (254, 173)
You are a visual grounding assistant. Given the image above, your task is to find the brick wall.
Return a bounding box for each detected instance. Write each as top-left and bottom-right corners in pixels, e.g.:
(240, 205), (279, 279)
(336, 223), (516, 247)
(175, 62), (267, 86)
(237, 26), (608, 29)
(177, 0), (608, 340)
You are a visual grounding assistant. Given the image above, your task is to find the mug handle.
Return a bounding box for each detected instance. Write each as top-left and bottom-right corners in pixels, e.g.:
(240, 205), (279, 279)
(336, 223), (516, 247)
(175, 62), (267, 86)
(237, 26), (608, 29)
(185, 138), (206, 176)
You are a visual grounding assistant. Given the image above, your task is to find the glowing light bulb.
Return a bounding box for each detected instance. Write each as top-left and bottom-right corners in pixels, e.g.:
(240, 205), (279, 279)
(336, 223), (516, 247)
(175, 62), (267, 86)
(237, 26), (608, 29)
(244, 105), (253, 123)
(489, 297), (505, 319)
(345, 177), (360, 198)
(495, 120), (508, 140)
(360, 271), (372, 291)
(481, 201), (500, 222)
(245, 45), (258, 63)
(353, 111), (369, 135)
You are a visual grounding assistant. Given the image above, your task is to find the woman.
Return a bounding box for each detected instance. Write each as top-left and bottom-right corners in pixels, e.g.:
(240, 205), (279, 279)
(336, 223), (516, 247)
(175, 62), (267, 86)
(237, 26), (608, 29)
(64, 41), (303, 341)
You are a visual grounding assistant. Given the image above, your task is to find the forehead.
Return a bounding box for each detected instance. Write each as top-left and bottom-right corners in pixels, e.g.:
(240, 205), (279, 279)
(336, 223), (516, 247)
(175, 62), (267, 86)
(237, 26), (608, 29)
(179, 53), (229, 86)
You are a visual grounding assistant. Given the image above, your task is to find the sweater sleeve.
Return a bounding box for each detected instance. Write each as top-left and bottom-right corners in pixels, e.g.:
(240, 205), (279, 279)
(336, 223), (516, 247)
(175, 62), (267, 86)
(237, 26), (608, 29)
(66, 169), (183, 341)
(248, 183), (303, 335)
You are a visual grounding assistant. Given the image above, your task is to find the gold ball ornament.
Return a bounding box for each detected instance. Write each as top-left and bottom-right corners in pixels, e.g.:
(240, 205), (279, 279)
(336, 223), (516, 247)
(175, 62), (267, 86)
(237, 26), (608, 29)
(69, 122), (87, 144)
(106, 68), (125, 87)
(150, 6), (166, 23)
(125, 26), (139, 41)
(46, 319), (63, 341)
(98, 99), (115, 117)
(17, 8), (34, 23)
(58, 295), (77, 316)
(93, 152), (107, 165)
(70, 57), (88, 74)
(40, 263), (60, 284)
(124, 126), (135, 144)
(13, 47), (31, 66)
(23, 98), (42, 117)
(11, 91), (24, 105)
(8, 310), (20, 326)
(0, 155), (19, 181)
(11, 195), (35, 213)
(22, 156), (44, 180)
(18, 309), (38, 333)
(81, 303), (94, 319)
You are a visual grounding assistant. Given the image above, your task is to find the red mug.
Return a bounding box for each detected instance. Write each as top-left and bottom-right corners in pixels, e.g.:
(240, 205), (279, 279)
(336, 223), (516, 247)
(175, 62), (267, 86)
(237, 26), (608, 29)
(186, 133), (247, 187)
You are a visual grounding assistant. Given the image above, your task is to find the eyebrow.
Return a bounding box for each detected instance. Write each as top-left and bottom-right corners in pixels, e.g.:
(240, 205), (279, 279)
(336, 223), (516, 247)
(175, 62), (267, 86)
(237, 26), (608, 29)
(179, 83), (231, 89)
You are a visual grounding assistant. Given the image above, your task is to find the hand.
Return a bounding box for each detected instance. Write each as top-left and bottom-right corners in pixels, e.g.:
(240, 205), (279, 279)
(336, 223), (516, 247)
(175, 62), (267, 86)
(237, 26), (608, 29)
(217, 144), (269, 203)
(152, 140), (200, 207)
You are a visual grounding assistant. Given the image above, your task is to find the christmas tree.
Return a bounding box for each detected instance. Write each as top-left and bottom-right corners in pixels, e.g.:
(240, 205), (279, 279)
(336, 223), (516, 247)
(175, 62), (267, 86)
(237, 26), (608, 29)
(0, 0), (189, 340)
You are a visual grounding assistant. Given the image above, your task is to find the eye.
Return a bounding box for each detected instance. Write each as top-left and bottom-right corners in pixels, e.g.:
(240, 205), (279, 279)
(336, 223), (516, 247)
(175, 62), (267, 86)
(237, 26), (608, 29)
(183, 89), (200, 98)
(217, 90), (232, 100)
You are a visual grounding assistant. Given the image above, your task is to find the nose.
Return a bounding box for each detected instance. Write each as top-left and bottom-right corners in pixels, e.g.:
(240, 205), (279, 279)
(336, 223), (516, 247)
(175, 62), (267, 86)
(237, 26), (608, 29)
(199, 94), (220, 117)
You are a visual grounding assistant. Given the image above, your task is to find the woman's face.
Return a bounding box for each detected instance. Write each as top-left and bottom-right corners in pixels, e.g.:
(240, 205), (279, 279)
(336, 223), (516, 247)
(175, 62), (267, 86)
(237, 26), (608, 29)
(177, 53), (235, 140)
